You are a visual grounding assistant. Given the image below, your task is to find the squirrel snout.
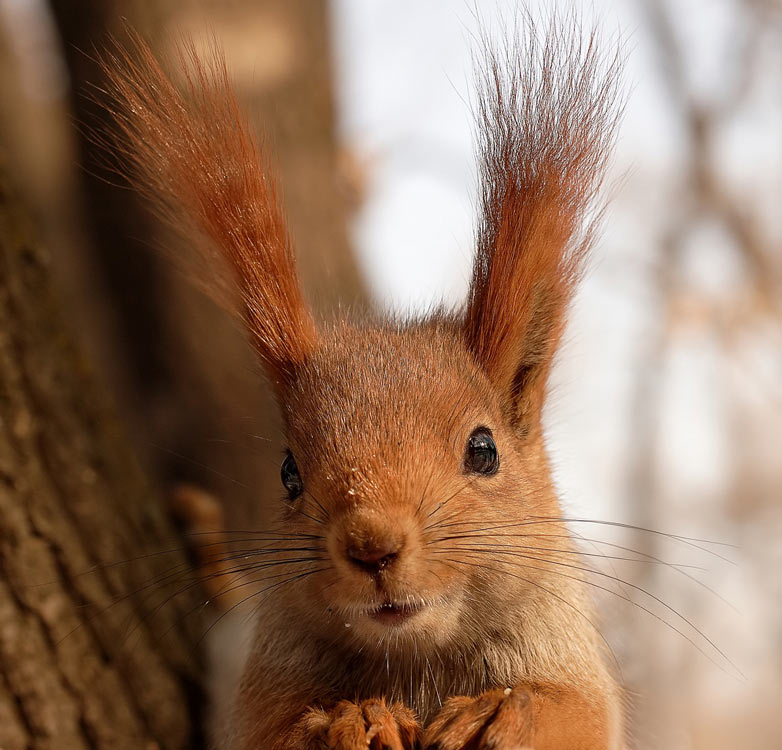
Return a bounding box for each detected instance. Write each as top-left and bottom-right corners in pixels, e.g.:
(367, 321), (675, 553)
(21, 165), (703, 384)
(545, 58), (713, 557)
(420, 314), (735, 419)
(345, 533), (404, 575)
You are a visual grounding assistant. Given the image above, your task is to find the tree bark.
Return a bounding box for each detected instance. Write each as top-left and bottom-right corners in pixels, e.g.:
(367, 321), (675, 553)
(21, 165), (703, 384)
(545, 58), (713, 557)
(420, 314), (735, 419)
(0, 160), (205, 749)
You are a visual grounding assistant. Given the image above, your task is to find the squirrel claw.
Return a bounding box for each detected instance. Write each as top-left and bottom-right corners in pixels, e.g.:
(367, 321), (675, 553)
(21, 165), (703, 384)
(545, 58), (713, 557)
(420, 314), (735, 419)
(423, 688), (534, 750)
(292, 698), (421, 750)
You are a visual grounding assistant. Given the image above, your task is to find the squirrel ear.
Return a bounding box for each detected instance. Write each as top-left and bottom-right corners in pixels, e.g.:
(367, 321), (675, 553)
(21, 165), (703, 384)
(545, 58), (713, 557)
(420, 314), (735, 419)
(98, 33), (317, 388)
(462, 20), (621, 434)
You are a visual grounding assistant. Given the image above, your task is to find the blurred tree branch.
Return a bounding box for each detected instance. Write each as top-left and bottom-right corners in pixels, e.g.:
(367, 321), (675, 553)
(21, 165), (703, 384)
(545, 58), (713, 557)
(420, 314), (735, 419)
(641, 0), (780, 320)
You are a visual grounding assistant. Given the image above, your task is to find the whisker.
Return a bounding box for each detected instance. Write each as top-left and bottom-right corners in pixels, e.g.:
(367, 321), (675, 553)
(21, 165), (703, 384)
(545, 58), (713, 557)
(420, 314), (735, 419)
(28, 534), (327, 590)
(427, 516), (737, 564)
(425, 478), (476, 521)
(475, 531), (735, 610)
(287, 497), (328, 526)
(58, 550), (323, 649)
(207, 567), (328, 645)
(440, 556), (624, 680)
(147, 441), (251, 489)
(305, 491), (331, 523)
(114, 558), (325, 649)
(436, 547), (743, 679)
(416, 466), (439, 519)
(431, 537), (705, 570)
(548, 516), (738, 564)
(164, 567), (327, 655)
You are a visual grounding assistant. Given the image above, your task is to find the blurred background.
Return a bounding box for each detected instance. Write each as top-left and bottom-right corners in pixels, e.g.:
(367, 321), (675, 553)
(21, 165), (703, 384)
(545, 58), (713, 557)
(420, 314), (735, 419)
(0, 0), (779, 748)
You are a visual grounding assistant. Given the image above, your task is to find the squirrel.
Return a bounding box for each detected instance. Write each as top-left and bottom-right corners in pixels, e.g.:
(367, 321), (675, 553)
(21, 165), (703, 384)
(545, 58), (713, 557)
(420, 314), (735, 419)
(99, 12), (626, 750)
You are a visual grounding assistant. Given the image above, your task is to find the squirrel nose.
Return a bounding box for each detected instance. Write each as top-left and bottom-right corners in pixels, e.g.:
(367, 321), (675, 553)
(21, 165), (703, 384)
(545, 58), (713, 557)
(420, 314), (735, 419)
(345, 539), (401, 574)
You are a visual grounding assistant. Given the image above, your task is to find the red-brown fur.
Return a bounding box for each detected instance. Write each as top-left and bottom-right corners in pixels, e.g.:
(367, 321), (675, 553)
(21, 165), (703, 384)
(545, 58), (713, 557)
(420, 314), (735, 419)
(465, 21), (620, 432)
(100, 15), (626, 750)
(99, 33), (317, 386)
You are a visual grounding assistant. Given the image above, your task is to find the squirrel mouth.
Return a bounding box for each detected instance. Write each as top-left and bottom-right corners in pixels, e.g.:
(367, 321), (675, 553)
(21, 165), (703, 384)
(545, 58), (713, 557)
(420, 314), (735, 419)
(368, 600), (422, 626)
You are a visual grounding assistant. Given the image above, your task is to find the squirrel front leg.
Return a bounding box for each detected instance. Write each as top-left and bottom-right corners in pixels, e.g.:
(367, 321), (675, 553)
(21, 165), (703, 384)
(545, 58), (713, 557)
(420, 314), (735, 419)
(424, 682), (621, 750)
(283, 699), (421, 750)
(233, 692), (420, 750)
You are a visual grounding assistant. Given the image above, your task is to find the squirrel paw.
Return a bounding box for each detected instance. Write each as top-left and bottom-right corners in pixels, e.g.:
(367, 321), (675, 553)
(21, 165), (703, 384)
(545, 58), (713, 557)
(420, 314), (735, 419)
(423, 688), (534, 750)
(291, 698), (421, 750)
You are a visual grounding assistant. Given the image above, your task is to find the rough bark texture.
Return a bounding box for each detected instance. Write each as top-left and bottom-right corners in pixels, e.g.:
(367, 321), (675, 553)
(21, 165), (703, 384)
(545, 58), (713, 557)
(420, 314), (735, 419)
(0, 161), (205, 749)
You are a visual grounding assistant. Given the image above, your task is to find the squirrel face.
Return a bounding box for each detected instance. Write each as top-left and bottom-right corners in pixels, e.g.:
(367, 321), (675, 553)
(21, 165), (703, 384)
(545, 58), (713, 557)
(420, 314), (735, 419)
(276, 323), (560, 651)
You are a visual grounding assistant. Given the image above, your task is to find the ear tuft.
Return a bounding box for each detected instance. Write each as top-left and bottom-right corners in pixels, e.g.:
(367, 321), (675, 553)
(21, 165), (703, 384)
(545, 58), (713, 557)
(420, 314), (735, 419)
(96, 32), (317, 387)
(463, 15), (622, 432)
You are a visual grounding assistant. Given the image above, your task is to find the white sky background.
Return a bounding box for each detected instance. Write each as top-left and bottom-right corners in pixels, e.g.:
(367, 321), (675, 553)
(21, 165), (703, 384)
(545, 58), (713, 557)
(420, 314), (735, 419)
(330, 1), (782, 739)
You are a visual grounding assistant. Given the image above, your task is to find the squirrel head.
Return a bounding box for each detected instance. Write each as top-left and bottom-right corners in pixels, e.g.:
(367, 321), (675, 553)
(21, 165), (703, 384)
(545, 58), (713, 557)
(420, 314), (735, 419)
(101, 21), (621, 652)
(277, 320), (561, 647)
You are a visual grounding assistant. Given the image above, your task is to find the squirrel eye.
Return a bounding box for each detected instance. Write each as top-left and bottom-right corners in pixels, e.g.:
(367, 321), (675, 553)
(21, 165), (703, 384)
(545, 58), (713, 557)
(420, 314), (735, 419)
(464, 428), (499, 475)
(281, 451), (303, 500)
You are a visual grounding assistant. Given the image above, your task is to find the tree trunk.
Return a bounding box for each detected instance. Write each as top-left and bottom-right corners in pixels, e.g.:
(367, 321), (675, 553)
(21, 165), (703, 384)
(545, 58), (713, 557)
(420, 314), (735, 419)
(0, 160), (205, 749)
